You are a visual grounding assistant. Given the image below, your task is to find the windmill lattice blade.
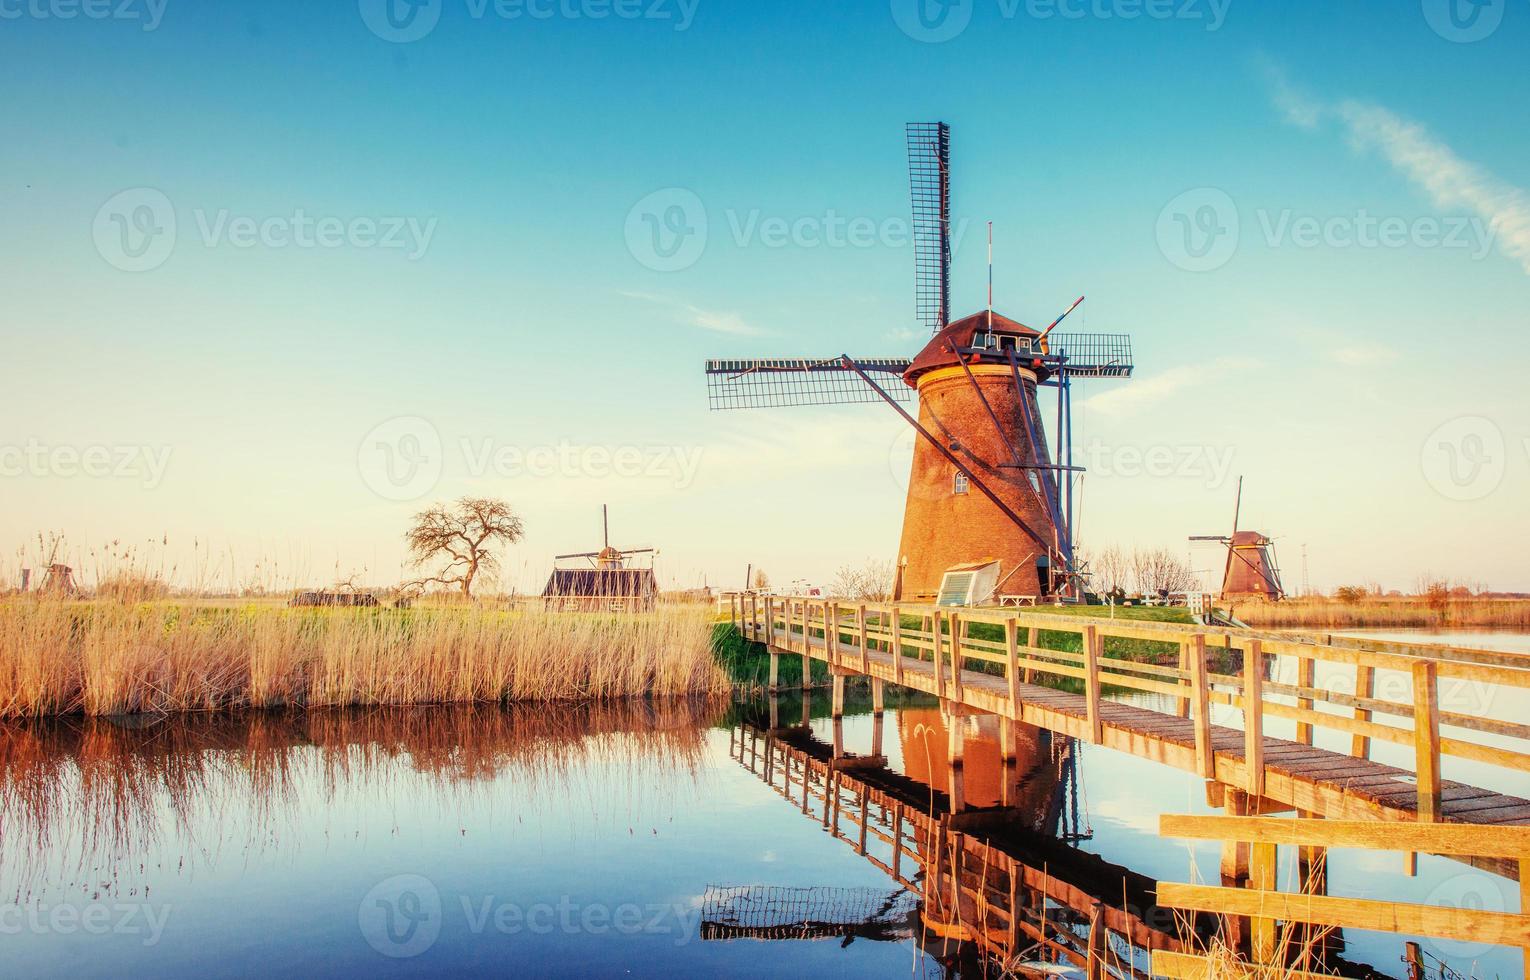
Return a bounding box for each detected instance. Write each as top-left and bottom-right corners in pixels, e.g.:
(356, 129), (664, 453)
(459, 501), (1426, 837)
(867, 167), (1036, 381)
(906, 121), (951, 335)
(705, 357), (912, 410)
(1048, 333), (1134, 378)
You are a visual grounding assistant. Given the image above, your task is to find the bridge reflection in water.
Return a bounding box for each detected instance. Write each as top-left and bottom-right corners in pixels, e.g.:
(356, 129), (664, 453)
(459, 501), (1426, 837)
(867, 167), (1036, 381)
(711, 694), (1211, 979)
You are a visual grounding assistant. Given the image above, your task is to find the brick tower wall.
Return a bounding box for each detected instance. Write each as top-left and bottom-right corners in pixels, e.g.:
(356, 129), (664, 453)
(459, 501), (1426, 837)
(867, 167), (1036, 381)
(894, 365), (1059, 603)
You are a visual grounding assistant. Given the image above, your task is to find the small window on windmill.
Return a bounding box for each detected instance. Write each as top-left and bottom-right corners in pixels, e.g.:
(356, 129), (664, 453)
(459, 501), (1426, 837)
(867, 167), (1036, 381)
(953, 472), (969, 495)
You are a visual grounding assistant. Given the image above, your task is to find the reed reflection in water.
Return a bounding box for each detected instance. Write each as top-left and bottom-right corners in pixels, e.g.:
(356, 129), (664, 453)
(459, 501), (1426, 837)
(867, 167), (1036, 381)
(0, 698), (726, 904)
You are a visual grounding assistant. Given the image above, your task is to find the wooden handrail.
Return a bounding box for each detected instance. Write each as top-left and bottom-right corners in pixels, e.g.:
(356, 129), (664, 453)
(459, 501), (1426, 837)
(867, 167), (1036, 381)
(733, 594), (1530, 812)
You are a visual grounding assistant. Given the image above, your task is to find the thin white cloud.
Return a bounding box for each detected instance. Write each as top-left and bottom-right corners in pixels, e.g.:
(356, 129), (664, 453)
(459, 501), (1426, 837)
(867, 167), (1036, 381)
(1085, 358), (1256, 417)
(620, 290), (766, 336)
(1327, 343), (1400, 367)
(1262, 65), (1530, 275)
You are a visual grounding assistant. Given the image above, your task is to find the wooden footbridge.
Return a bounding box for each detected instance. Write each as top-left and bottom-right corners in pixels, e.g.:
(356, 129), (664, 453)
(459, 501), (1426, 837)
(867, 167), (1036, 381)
(726, 595), (1530, 835)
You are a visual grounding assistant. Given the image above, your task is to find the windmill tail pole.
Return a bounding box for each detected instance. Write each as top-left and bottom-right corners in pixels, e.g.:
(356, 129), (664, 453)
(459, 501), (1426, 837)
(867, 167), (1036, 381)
(1035, 295), (1085, 344)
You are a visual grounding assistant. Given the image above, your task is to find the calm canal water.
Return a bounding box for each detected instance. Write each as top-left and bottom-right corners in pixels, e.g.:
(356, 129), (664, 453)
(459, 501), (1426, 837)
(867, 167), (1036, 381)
(1, 682), (1525, 978)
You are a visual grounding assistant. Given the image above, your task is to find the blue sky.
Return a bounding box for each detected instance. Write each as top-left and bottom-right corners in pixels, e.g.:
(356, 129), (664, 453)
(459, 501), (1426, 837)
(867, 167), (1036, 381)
(3, 0), (1528, 593)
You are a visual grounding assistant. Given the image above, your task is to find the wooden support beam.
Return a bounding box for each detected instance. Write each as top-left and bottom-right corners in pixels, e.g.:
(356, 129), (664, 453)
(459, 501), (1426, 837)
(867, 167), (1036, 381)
(1025, 626), (1039, 684)
(1244, 640), (1265, 797)
(1189, 634), (1213, 778)
(1157, 883), (1530, 948)
(1083, 625), (1102, 744)
(1413, 660), (1442, 822)
(891, 607), (905, 685)
(1175, 640), (1191, 719)
(1159, 814), (1530, 858)
(1248, 841), (1278, 964)
(832, 674), (845, 718)
(1151, 950), (1346, 980)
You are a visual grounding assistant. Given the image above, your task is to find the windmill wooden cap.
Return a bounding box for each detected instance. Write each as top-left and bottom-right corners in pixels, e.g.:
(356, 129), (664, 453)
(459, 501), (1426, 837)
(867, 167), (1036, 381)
(903, 310), (1048, 386)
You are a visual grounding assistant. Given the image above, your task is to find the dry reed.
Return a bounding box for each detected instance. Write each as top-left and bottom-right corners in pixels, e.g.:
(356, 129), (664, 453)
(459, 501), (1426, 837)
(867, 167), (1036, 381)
(0, 599), (729, 718)
(1235, 596), (1530, 631)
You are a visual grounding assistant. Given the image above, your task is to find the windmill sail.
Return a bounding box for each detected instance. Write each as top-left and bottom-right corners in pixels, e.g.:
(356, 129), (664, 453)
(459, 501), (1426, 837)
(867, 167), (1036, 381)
(704, 357), (911, 410)
(906, 122), (951, 335)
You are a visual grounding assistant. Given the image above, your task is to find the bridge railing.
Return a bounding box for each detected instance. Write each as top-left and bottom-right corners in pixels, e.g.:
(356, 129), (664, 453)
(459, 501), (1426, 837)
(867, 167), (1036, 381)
(724, 593), (1530, 822)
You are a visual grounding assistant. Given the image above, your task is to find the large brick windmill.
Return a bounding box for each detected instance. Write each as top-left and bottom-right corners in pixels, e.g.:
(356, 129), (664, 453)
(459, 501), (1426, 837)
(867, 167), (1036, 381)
(705, 123), (1134, 604)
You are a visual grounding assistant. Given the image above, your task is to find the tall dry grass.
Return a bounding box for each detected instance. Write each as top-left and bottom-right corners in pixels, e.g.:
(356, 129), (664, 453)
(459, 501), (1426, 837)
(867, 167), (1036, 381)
(0, 599), (728, 718)
(1236, 596), (1530, 630)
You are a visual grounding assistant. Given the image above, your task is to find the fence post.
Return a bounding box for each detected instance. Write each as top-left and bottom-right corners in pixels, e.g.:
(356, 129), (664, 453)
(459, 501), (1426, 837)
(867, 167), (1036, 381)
(1175, 640), (1191, 719)
(932, 613), (946, 699)
(730, 593), (738, 630)
(892, 607), (904, 685)
(1190, 634), (1213, 778)
(1413, 660), (1442, 822)
(1249, 840), (1279, 965)
(950, 612), (964, 701)
(1352, 663), (1375, 759)
(859, 604), (869, 674)
(1005, 618), (1020, 708)
(826, 602), (838, 665)
(1295, 653), (1315, 745)
(1244, 640), (1266, 798)
(1083, 626), (1102, 744)
(1025, 626), (1038, 684)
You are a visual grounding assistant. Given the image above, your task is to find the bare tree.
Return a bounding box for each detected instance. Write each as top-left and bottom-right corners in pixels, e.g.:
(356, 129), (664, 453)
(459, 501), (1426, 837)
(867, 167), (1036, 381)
(829, 559), (894, 602)
(1132, 547), (1198, 596)
(404, 497), (525, 599)
(1086, 545), (1130, 597)
(752, 569), (771, 592)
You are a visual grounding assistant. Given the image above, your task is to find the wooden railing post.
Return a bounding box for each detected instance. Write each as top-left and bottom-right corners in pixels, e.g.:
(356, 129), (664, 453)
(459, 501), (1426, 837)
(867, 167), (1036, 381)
(1352, 663), (1375, 759)
(892, 607), (904, 685)
(1413, 660), (1442, 822)
(1190, 634), (1213, 778)
(1175, 640), (1191, 719)
(1244, 640), (1266, 798)
(858, 604), (869, 674)
(932, 613), (946, 699)
(1295, 653), (1315, 745)
(1025, 626), (1038, 684)
(1083, 626), (1102, 744)
(950, 612), (964, 701)
(825, 601), (838, 665)
(1249, 839), (1279, 965)
(1005, 618), (1020, 708)
(730, 593), (738, 630)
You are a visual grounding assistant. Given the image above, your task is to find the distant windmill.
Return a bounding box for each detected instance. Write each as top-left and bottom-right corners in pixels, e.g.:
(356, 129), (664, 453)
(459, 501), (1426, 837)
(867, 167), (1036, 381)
(542, 506), (658, 611)
(1189, 477), (1286, 602)
(704, 122), (1135, 604)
